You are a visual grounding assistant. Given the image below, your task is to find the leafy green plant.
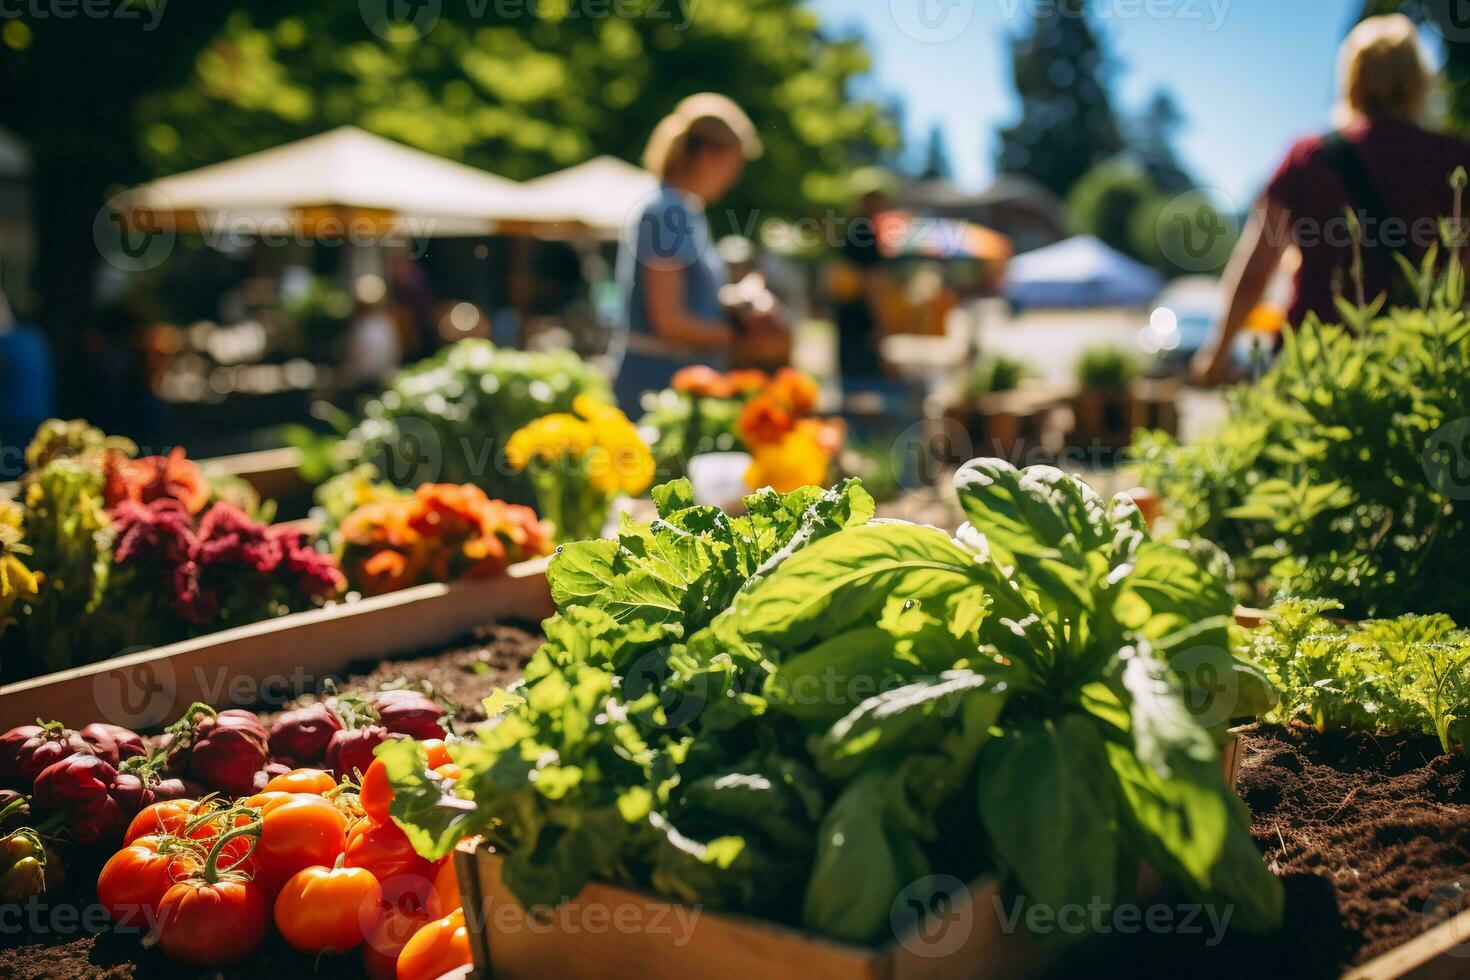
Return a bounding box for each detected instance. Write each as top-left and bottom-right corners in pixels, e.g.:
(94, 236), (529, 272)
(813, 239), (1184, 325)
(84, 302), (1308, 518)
(1075, 345), (1140, 390)
(639, 391), (745, 481)
(6, 458), (113, 678)
(1135, 183), (1470, 620)
(347, 339), (611, 505)
(964, 354), (1031, 398)
(381, 461), (1282, 947)
(1241, 600), (1470, 754)
(1134, 304), (1470, 619)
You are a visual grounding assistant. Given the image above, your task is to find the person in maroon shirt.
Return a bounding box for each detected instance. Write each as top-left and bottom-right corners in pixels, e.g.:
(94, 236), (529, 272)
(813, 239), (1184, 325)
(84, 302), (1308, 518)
(1193, 14), (1470, 385)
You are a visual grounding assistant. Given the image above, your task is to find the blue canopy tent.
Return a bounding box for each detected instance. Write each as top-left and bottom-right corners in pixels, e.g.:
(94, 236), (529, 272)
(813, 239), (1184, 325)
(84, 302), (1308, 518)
(1004, 235), (1164, 309)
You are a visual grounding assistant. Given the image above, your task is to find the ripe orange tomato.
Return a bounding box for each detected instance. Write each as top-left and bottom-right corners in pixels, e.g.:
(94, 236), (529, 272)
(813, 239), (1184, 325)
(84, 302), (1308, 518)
(359, 740), (453, 823)
(153, 877), (269, 967)
(345, 818), (433, 884)
(240, 790), (293, 812)
(360, 894), (437, 980)
(253, 794), (348, 893)
(97, 835), (193, 928)
(123, 800), (208, 846)
(273, 861), (382, 954)
(263, 767), (336, 795)
(431, 859), (461, 914)
(396, 908), (470, 980)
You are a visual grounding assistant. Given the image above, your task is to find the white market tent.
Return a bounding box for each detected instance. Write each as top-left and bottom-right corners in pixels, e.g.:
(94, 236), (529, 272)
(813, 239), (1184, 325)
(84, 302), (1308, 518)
(125, 126), (525, 237)
(494, 155), (659, 239)
(1004, 234), (1164, 309)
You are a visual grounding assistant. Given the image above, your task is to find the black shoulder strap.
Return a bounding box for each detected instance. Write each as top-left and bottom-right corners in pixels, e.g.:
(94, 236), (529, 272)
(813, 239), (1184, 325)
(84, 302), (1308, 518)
(1318, 130), (1413, 268)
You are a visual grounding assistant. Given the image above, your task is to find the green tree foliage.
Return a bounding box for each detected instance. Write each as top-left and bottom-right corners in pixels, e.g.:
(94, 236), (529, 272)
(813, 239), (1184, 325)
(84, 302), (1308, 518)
(996, 0), (1123, 199)
(135, 1), (897, 220)
(1131, 190), (1236, 276)
(1131, 90), (1195, 193)
(917, 123), (952, 180)
(1067, 160), (1155, 258)
(0, 0), (897, 409)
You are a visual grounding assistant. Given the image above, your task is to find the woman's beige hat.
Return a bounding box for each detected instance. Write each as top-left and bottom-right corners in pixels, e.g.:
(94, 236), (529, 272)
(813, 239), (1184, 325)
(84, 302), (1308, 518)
(642, 93), (763, 179)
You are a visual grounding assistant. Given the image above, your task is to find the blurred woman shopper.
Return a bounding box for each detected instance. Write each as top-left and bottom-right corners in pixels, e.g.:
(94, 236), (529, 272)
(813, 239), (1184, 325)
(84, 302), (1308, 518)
(1193, 14), (1470, 385)
(614, 93), (769, 409)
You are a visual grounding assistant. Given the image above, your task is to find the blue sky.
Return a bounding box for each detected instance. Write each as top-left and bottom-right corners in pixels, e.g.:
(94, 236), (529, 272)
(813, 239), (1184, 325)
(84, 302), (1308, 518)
(808, 0), (1382, 207)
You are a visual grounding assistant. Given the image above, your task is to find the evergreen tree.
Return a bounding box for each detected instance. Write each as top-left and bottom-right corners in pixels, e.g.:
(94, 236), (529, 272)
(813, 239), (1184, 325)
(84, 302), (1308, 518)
(918, 124), (953, 180)
(1131, 90), (1194, 193)
(996, 0), (1124, 198)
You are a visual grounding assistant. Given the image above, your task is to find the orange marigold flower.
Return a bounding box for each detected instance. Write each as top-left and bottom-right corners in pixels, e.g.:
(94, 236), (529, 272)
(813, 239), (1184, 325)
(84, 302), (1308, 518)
(768, 368), (819, 416)
(339, 483), (553, 596)
(103, 447), (211, 516)
(738, 394), (795, 448)
(671, 365), (733, 399)
(724, 369), (769, 395)
(744, 423), (834, 494)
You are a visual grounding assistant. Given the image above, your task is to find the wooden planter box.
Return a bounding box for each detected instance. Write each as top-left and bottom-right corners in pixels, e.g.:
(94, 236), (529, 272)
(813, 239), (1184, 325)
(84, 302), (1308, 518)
(1347, 912), (1470, 979)
(943, 385), (1065, 465)
(0, 558), (552, 730)
(454, 846), (1051, 980)
(199, 445), (314, 517)
(1129, 378), (1180, 438)
(1068, 386), (1134, 453)
(454, 731), (1245, 980)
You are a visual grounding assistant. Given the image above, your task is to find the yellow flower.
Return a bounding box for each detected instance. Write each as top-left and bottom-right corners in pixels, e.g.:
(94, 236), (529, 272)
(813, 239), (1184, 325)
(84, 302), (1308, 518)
(744, 421), (834, 494)
(0, 500), (38, 620)
(505, 414), (595, 470)
(508, 398), (654, 497)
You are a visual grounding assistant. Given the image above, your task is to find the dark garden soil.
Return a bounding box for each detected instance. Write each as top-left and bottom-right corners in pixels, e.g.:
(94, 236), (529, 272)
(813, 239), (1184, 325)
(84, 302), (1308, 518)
(1050, 722), (1470, 979)
(0, 623), (543, 980)
(11, 644), (1470, 979)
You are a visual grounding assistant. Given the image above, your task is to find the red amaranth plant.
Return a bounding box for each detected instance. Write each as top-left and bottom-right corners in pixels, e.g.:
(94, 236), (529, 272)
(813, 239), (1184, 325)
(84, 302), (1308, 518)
(108, 501), (343, 641)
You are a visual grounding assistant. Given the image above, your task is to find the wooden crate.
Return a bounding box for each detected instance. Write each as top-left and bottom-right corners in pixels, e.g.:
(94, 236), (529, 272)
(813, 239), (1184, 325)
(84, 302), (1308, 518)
(1068, 386), (1134, 453)
(1130, 378), (1180, 438)
(943, 385), (1067, 465)
(454, 847), (1050, 980)
(199, 445), (313, 515)
(454, 731), (1246, 980)
(1347, 910), (1470, 979)
(0, 558), (552, 730)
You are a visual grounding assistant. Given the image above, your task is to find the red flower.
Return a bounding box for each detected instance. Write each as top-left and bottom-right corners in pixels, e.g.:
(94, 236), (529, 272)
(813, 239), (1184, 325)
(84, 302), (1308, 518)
(196, 503), (282, 575)
(170, 560), (220, 624)
(269, 527), (346, 598)
(103, 448), (210, 516)
(112, 499), (198, 566)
